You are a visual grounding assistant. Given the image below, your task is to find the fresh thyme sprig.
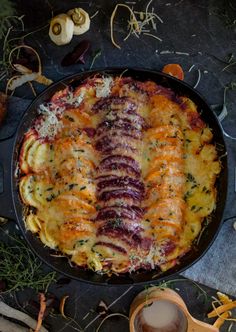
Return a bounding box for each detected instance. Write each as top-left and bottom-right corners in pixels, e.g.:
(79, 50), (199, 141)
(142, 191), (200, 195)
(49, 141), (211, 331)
(0, 231), (57, 293)
(144, 278), (210, 304)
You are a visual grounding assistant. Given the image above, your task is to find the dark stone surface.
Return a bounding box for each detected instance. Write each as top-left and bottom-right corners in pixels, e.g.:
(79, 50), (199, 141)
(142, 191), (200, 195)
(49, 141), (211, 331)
(0, 0), (236, 331)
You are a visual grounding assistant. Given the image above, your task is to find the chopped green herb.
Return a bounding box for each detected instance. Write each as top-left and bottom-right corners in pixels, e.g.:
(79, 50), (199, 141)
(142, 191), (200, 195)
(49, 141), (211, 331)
(183, 191), (192, 201)
(46, 193), (56, 202)
(109, 218), (122, 228)
(195, 206), (203, 212)
(76, 239), (88, 246)
(75, 149), (85, 153)
(65, 115), (75, 122)
(68, 183), (78, 190)
(186, 173), (196, 183)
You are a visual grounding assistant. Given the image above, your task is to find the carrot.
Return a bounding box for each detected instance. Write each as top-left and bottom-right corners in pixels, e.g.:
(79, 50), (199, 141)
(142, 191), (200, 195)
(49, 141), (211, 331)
(216, 292), (232, 305)
(208, 301), (236, 318)
(162, 64), (184, 80)
(34, 293), (47, 332)
(213, 311), (230, 328)
(59, 295), (69, 319)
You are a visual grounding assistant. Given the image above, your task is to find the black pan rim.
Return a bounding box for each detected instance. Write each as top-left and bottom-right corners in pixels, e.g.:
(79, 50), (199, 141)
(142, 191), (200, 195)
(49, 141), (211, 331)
(11, 67), (228, 285)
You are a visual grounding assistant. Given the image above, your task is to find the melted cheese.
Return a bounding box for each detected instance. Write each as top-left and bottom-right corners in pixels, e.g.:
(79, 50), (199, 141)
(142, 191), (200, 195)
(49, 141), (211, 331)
(19, 76), (221, 275)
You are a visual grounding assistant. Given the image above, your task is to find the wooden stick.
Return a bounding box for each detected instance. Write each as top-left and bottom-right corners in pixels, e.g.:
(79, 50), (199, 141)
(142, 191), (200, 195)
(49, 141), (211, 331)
(0, 301), (48, 332)
(0, 316), (28, 332)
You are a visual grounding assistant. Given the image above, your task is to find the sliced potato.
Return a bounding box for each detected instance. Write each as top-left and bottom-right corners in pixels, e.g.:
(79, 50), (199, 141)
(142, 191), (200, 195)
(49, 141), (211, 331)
(19, 175), (38, 207)
(26, 213), (42, 233)
(26, 139), (41, 170)
(19, 131), (38, 173)
(31, 142), (51, 172)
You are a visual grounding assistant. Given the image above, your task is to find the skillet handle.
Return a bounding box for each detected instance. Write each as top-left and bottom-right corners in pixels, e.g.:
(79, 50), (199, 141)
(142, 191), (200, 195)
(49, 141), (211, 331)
(0, 136), (16, 220)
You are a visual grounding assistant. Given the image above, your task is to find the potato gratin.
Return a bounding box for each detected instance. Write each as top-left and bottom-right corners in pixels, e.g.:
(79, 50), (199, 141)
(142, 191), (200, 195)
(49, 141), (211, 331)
(19, 76), (221, 274)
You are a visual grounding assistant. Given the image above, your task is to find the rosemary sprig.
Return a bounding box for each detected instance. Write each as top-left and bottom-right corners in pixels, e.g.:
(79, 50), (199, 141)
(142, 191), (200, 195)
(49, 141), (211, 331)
(0, 231), (57, 293)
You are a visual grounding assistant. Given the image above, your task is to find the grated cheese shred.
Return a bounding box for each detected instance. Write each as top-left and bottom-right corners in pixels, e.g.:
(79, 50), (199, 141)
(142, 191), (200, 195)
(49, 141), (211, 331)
(95, 76), (113, 98)
(35, 104), (64, 139)
(35, 90), (85, 139)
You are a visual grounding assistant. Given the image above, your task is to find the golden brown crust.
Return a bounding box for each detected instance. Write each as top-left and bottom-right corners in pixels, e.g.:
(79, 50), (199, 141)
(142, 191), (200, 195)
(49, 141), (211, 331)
(18, 76), (220, 274)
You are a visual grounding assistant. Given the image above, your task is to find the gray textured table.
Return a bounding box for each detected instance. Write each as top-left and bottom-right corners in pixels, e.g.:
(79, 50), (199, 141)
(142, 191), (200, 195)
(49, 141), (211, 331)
(0, 0), (236, 331)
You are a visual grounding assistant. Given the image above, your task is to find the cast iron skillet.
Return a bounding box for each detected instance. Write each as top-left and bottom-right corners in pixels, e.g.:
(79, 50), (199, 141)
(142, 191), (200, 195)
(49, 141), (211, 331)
(0, 68), (228, 285)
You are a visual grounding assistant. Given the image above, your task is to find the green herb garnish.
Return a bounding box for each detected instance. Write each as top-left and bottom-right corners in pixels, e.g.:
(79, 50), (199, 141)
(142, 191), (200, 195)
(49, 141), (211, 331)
(109, 218), (122, 228)
(68, 183), (78, 190)
(0, 230), (56, 293)
(75, 149), (85, 153)
(186, 173), (196, 183)
(76, 239), (88, 246)
(64, 115), (75, 122)
(46, 193), (56, 201)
